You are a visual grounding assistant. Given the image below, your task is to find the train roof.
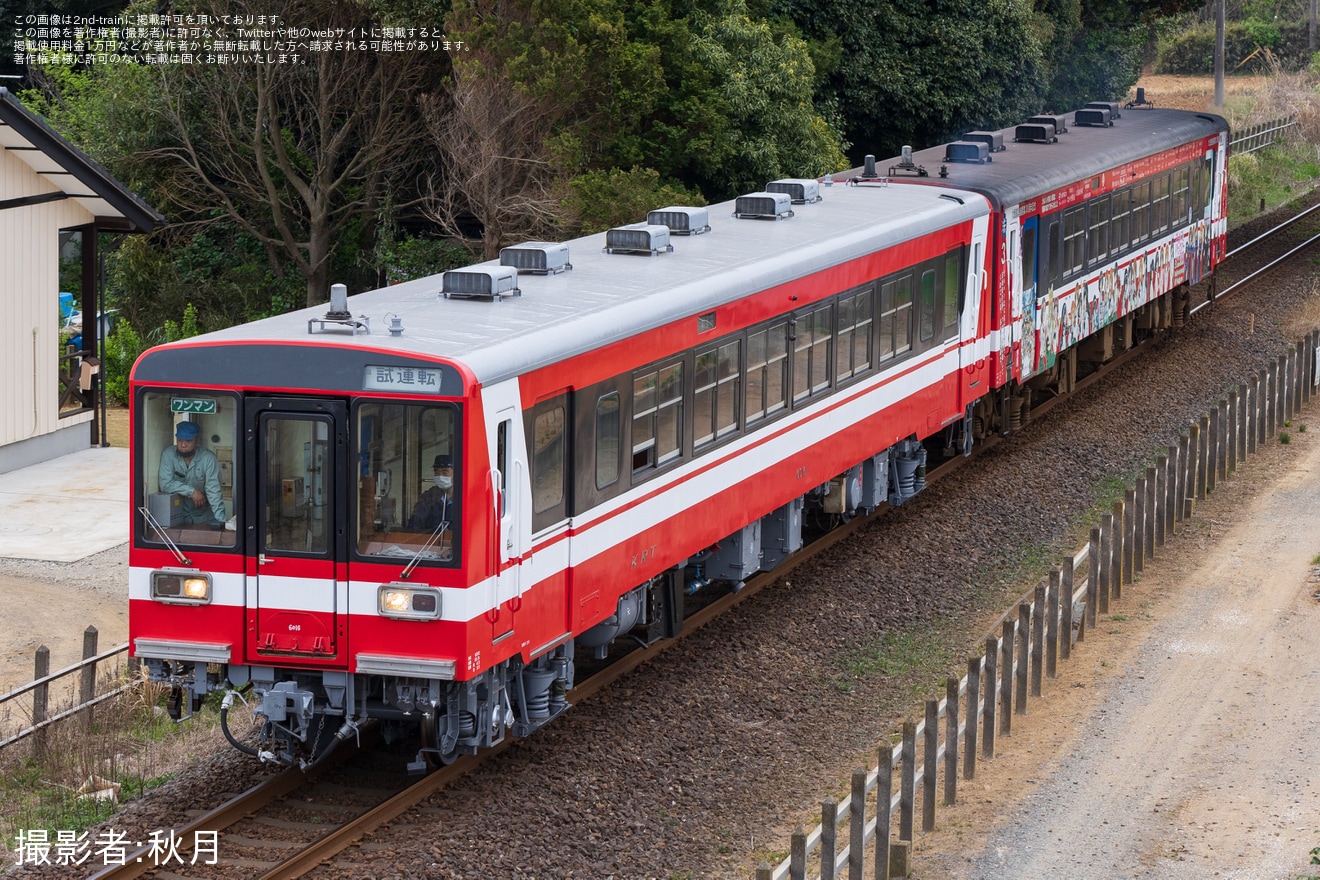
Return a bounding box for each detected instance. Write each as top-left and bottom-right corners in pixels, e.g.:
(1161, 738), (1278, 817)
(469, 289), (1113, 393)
(879, 107), (1228, 209)
(152, 182), (989, 388)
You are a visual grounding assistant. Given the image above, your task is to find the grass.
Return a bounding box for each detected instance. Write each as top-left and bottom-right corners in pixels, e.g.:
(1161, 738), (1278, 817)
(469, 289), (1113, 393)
(0, 670), (233, 864)
(830, 631), (949, 695)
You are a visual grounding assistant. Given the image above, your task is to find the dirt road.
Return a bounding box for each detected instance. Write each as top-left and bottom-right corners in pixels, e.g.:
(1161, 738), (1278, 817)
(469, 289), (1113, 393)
(913, 424), (1320, 878)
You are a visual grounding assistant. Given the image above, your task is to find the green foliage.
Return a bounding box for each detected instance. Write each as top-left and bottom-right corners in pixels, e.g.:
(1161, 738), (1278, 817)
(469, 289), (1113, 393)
(1227, 142), (1320, 227)
(103, 318), (143, 406)
(1156, 20), (1317, 74)
(567, 167), (706, 234)
(373, 234), (472, 284)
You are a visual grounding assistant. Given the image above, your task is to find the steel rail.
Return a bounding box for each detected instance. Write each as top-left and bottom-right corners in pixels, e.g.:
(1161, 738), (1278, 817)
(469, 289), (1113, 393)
(1224, 200), (1320, 260)
(1196, 228), (1320, 314)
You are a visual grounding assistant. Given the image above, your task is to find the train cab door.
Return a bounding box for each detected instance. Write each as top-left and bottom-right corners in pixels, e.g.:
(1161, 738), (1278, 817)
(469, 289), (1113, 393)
(244, 397), (348, 662)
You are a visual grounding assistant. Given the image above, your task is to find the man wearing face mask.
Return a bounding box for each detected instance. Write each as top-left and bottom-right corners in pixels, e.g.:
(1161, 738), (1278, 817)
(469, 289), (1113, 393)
(407, 454), (455, 531)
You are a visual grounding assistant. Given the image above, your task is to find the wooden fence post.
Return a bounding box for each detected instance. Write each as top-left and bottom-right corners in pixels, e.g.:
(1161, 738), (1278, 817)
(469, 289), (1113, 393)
(923, 701), (937, 832)
(1110, 499), (1125, 597)
(900, 719), (916, 843)
(1145, 466), (1157, 559)
(1239, 382), (1250, 460)
(1015, 604), (1029, 715)
(1098, 514), (1112, 614)
(791, 827), (807, 880)
(821, 797), (838, 880)
(1000, 621), (1013, 735)
(1207, 406), (1219, 493)
(1182, 427), (1197, 520)
(1227, 391), (1238, 473)
(80, 625), (98, 732)
(1087, 527), (1100, 629)
(1196, 416), (1209, 502)
(850, 769), (867, 880)
(983, 638), (997, 758)
(1031, 585), (1044, 697)
(1248, 374), (1259, 453)
(1122, 487), (1135, 589)
(876, 749), (892, 880)
(1060, 559), (1073, 660)
(33, 645), (50, 760)
(1132, 477), (1145, 574)
(945, 677), (959, 804)
(1217, 400), (1229, 482)
(1046, 567), (1059, 677)
(964, 658), (979, 779)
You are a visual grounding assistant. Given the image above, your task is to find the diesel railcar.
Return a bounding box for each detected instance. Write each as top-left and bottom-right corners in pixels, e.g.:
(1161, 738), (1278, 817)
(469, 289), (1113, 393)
(127, 105), (1228, 767)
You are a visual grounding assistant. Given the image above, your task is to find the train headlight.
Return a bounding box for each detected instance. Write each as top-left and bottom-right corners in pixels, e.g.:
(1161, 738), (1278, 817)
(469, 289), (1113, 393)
(377, 584), (441, 621)
(151, 570), (212, 605)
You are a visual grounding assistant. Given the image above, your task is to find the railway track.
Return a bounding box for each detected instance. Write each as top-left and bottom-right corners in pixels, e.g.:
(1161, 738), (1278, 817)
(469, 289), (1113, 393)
(80, 197), (1320, 880)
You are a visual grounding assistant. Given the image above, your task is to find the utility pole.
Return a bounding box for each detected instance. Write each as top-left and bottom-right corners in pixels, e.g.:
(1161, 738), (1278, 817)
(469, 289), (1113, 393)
(1214, 0), (1225, 107)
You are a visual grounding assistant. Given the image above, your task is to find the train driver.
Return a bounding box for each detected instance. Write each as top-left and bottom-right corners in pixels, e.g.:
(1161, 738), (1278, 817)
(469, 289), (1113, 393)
(159, 421), (226, 526)
(407, 454), (454, 532)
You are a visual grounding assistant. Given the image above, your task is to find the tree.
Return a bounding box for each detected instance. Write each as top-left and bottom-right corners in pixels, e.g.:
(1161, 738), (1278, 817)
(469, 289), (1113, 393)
(143, 0), (440, 307)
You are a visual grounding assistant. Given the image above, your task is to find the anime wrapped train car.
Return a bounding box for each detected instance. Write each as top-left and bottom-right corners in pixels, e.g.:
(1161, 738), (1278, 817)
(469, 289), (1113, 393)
(127, 106), (1227, 766)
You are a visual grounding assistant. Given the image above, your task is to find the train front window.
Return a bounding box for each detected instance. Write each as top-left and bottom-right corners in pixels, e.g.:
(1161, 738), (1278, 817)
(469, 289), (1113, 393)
(138, 391), (238, 548)
(355, 402), (460, 564)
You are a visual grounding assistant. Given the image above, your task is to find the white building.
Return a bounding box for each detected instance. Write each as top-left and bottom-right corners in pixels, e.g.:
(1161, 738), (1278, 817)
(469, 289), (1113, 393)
(0, 86), (162, 473)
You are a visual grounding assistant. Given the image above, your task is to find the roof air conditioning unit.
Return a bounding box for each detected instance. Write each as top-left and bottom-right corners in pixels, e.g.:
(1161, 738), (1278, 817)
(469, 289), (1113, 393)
(733, 192), (794, 220)
(500, 241), (572, 274)
(944, 141), (991, 164)
(647, 206), (711, 236)
(1014, 123), (1058, 144)
(604, 223), (674, 256)
(962, 131), (1005, 152)
(441, 266), (521, 300)
(1085, 101), (1122, 119)
(766, 178), (822, 204)
(1027, 114), (1068, 135)
(1074, 108), (1113, 127)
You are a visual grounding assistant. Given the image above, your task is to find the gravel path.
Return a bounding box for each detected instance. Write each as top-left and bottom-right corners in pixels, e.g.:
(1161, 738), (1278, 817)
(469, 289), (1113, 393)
(3, 194), (1318, 880)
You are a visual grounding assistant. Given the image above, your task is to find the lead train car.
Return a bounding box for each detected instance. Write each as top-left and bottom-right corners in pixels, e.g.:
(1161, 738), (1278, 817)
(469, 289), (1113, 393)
(129, 179), (993, 765)
(128, 107), (1225, 766)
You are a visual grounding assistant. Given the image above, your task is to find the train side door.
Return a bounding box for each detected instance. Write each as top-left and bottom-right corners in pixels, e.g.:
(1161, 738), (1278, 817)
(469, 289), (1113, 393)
(245, 397), (348, 662)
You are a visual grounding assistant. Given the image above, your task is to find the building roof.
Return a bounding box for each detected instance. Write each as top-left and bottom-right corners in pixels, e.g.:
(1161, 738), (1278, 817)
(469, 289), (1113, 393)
(0, 86), (164, 232)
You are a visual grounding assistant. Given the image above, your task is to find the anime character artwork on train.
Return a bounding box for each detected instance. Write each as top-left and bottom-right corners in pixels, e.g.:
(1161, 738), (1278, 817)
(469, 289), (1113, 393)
(127, 105), (1227, 768)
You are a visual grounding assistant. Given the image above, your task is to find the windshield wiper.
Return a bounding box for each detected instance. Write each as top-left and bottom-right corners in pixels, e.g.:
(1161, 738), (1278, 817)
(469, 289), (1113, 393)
(138, 505), (192, 566)
(399, 519), (450, 580)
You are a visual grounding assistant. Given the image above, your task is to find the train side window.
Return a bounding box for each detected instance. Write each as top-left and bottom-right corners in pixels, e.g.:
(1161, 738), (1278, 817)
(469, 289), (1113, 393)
(532, 403), (565, 514)
(836, 285), (874, 381)
(745, 322), (789, 425)
(1021, 227), (1036, 293)
(879, 275), (912, 360)
(632, 361), (683, 474)
(1062, 206), (1085, 276)
(1046, 219), (1061, 285)
(1132, 181), (1151, 243)
(1172, 166), (1190, 227)
(595, 392), (620, 489)
(1110, 189), (1131, 254)
(1152, 174), (1170, 234)
(1086, 195), (1110, 267)
(918, 269), (936, 342)
(792, 303), (833, 403)
(942, 248), (964, 339)
(695, 339), (741, 448)
(1200, 155), (1215, 216)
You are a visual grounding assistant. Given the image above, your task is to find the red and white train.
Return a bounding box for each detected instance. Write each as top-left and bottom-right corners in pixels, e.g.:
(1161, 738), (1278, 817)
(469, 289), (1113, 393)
(128, 106), (1228, 766)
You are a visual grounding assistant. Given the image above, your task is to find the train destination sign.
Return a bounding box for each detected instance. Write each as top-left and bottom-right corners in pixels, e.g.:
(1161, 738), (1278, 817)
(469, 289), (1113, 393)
(170, 397), (217, 414)
(362, 365), (444, 393)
